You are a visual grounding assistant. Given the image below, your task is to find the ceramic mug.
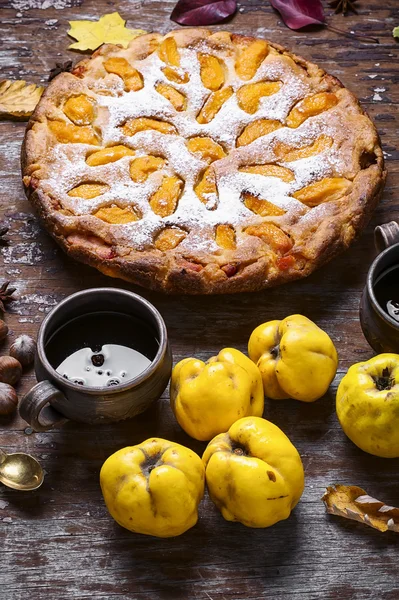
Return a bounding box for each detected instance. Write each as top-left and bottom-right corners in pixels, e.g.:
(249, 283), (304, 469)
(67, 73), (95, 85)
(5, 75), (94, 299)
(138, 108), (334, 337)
(360, 221), (399, 353)
(19, 288), (172, 432)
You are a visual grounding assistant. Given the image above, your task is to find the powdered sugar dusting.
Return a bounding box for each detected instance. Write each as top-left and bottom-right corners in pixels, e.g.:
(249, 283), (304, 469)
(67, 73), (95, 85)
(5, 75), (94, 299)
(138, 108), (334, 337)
(37, 37), (356, 255)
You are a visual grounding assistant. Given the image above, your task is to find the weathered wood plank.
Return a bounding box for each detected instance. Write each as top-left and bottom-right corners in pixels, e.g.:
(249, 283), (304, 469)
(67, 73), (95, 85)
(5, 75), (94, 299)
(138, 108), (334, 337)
(1, 1), (399, 598)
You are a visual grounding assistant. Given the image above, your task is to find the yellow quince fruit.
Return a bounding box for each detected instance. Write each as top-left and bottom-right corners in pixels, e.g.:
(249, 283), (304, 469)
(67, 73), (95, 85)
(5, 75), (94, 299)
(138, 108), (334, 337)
(248, 315), (338, 402)
(170, 348), (264, 441)
(203, 416), (305, 528)
(100, 438), (205, 537)
(336, 354), (399, 458)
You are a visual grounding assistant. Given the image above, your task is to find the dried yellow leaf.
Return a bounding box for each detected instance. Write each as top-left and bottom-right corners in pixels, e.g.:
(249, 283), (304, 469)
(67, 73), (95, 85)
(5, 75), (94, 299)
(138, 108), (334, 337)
(322, 484), (399, 533)
(68, 12), (147, 52)
(0, 79), (44, 119)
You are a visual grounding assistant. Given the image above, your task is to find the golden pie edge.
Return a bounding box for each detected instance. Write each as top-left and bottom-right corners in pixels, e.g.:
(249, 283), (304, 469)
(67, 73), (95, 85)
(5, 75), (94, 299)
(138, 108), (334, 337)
(21, 30), (386, 295)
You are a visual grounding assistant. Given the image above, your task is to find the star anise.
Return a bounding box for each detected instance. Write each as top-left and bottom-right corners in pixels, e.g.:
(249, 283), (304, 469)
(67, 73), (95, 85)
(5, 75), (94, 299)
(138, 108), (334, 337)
(0, 282), (16, 312)
(329, 0), (358, 15)
(48, 61), (73, 82)
(0, 223), (9, 246)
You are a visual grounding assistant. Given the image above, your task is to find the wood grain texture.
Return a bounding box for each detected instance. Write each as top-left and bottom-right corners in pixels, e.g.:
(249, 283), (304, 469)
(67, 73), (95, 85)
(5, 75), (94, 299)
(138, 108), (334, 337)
(0, 1), (399, 598)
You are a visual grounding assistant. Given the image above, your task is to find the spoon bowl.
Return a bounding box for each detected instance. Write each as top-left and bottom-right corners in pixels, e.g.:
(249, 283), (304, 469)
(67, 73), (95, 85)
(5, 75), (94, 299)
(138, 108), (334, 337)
(0, 449), (44, 491)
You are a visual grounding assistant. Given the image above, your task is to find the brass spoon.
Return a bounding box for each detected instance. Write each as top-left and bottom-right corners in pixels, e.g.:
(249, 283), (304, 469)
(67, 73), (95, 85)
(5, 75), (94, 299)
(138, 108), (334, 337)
(0, 448), (44, 491)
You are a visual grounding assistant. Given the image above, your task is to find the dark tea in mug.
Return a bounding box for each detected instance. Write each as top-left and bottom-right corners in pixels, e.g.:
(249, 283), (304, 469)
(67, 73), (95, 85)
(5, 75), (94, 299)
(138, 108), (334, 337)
(19, 288), (172, 431)
(45, 311), (159, 388)
(373, 265), (399, 324)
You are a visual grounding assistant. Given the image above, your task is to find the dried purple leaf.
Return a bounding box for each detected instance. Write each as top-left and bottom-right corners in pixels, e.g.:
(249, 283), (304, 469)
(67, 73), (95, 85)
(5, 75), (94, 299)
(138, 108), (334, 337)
(171, 0), (237, 26)
(269, 0), (325, 29)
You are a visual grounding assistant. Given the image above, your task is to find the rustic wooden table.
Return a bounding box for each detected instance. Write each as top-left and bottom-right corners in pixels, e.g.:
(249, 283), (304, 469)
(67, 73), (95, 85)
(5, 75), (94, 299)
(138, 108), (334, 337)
(1, 1), (398, 598)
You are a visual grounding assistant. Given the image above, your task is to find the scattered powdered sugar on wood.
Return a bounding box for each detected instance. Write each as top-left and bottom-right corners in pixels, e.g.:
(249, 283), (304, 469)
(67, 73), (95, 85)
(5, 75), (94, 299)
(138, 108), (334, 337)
(2, 242), (44, 265)
(11, 0), (79, 9)
(13, 293), (59, 315)
(372, 87), (386, 102)
(5, 268), (21, 276)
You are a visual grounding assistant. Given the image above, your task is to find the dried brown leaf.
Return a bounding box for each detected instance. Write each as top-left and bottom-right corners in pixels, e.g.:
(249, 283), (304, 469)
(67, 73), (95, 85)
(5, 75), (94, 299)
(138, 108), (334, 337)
(322, 484), (399, 533)
(0, 79), (44, 120)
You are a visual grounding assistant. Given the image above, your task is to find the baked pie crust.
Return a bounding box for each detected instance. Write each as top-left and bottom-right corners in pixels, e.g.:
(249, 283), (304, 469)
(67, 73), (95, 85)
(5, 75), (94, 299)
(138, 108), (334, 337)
(22, 29), (386, 294)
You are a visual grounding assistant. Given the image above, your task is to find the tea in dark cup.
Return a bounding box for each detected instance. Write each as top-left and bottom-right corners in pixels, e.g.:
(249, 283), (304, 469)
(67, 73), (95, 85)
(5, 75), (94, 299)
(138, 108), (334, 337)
(46, 311), (159, 388)
(373, 265), (399, 324)
(360, 222), (399, 353)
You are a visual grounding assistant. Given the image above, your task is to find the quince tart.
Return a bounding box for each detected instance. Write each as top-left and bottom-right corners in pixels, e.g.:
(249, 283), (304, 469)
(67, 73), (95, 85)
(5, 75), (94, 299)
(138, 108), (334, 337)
(22, 29), (386, 294)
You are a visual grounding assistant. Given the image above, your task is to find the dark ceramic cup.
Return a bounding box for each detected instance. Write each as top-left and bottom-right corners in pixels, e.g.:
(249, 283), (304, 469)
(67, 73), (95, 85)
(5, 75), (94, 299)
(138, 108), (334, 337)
(360, 221), (399, 353)
(19, 288), (172, 432)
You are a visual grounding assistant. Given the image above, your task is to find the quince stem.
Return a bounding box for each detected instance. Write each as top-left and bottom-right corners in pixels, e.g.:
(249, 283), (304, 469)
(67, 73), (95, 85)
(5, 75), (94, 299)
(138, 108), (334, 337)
(233, 447), (245, 456)
(374, 367), (395, 391)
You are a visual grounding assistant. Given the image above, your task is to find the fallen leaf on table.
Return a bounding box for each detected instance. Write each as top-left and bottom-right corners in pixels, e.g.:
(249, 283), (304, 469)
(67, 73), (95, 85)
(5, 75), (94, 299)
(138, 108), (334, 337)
(0, 80), (44, 120)
(68, 12), (147, 52)
(322, 484), (399, 533)
(393, 26), (399, 39)
(269, 0), (325, 29)
(269, 0), (378, 42)
(171, 0), (237, 26)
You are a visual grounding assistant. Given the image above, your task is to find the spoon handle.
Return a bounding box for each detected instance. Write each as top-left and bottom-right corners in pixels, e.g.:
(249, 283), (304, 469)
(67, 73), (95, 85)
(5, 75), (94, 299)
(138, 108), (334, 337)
(0, 449), (7, 464)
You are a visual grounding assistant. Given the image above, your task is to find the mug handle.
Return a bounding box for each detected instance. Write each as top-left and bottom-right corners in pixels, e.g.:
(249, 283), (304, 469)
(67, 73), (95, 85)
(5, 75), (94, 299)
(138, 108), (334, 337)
(374, 221), (399, 253)
(19, 381), (68, 432)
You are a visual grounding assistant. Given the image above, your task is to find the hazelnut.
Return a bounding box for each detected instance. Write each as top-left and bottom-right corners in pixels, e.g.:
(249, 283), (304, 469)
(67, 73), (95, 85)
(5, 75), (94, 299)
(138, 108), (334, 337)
(0, 320), (8, 342)
(10, 335), (36, 368)
(0, 382), (18, 416)
(0, 356), (22, 386)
